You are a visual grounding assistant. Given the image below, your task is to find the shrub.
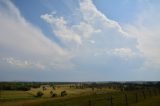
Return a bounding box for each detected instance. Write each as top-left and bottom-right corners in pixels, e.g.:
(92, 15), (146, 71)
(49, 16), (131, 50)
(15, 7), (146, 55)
(61, 90), (67, 97)
(50, 91), (57, 97)
(50, 91), (53, 95)
(52, 93), (57, 97)
(52, 86), (56, 90)
(36, 91), (44, 97)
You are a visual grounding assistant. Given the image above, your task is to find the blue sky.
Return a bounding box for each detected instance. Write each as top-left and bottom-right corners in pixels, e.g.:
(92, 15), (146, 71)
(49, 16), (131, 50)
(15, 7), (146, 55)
(0, 0), (160, 81)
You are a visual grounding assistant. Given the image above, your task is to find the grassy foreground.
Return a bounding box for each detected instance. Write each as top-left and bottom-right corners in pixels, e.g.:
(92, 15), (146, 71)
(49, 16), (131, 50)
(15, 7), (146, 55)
(1, 85), (160, 106)
(1, 92), (160, 106)
(0, 86), (117, 106)
(131, 96), (160, 106)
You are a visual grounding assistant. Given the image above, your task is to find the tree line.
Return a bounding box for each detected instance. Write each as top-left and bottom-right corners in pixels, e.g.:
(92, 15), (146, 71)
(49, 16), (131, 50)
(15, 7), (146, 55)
(0, 82), (54, 91)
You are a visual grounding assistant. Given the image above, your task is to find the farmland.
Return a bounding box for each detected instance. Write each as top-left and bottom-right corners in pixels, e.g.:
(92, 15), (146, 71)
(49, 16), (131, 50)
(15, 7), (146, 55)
(0, 82), (160, 106)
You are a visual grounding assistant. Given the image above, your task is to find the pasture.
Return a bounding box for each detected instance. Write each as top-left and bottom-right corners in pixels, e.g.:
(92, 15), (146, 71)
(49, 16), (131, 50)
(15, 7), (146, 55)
(0, 90), (34, 101)
(0, 84), (118, 106)
(1, 83), (160, 106)
(27, 84), (117, 97)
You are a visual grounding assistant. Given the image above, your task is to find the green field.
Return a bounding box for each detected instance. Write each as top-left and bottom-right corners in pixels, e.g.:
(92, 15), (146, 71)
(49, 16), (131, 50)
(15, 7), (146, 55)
(0, 90), (34, 101)
(131, 96), (160, 106)
(0, 85), (117, 106)
(1, 85), (160, 106)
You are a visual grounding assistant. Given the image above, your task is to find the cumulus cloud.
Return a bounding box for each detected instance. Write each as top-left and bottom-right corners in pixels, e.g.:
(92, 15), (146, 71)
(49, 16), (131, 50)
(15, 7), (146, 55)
(41, 0), (134, 54)
(79, 0), (128, 36)
(124, 2), (160, 67)
(41, 14), (82, 45)
(2, 57), (46, 69)
(3, 57), (31, 68)
(41, 0), (129, 48)
(2, 0), (159, 81)
(0, 0), (141, 72)
(111, 48), (135, 59)
(0, 0), (72, 70)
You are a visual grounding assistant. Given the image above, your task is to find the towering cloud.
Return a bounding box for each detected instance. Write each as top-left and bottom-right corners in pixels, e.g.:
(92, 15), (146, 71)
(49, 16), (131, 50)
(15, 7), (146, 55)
(0, 0), (72, 70)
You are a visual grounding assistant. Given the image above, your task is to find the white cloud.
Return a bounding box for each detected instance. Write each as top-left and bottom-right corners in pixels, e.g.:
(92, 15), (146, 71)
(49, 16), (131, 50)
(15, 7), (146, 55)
(125, 3), (160, 67)
(0, 0), (141, 72)
(3, 57), (31, 68)
(41, 0), (128, 48)
(41, 14), (82, 45)
(89, 40), (95, 44)
(2, 57), (46, 69)
(41, 0), (132, 54)
(79, 0), (128, 36)
(111, 48), (135, 59)
(41, 0), (160, 73)
(0, 0), (72, 70)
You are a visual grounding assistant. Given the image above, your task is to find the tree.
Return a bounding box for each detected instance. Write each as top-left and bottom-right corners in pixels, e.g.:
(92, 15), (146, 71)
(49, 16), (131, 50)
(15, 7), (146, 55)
(61, 90), (67, 97)
(36, 91), (44, 97)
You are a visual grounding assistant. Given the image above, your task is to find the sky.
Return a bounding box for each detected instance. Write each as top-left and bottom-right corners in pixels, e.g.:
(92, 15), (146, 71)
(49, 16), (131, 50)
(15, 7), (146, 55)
(0, 0), (160, 81)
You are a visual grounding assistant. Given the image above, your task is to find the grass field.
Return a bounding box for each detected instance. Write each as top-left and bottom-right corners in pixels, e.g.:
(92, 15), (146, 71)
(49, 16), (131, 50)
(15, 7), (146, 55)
(131, 96), (160, 106)
(0, 90), (34, 101)
(0, 85), (117, 106)
(27, 85), (117, 97)
(0, 85), (160, 106)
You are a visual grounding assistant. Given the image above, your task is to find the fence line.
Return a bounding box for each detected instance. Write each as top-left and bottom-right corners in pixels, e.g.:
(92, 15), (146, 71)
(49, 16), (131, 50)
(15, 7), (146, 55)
(52, 88), (160, 106)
